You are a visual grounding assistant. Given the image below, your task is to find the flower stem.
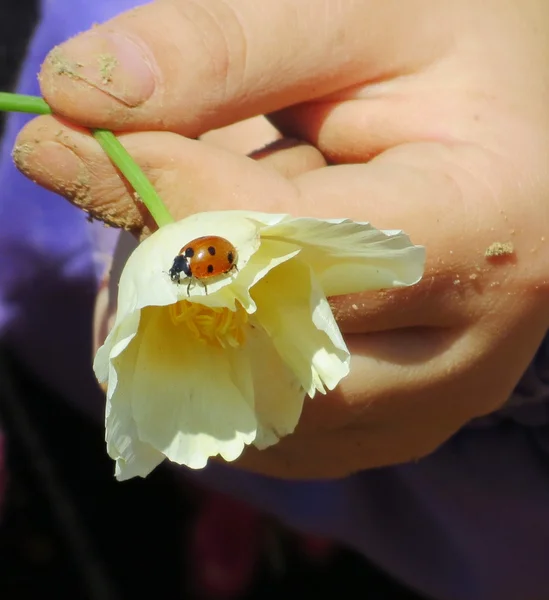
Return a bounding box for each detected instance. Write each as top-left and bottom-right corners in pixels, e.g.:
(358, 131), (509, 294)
(93, 130), (174, 227)
(0, 92), (174, 227)
(0, 93), (52, 115)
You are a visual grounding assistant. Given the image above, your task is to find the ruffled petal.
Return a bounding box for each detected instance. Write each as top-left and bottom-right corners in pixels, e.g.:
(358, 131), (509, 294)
(262, 217), (426, 296)
(253, 259), (350, 397)
(244, 323), (306, 449)
(104, 328), (165, 481)
(130, 306), (258, 469)
(94, 309), (140, 383)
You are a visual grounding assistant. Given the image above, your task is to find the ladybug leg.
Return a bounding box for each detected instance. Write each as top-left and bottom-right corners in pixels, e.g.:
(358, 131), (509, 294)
(186, 279), (192, 296)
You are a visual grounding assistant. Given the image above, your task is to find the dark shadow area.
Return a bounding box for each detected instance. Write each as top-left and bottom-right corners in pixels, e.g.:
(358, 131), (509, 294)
(0, 0), (39, 134)
(0, 348), (425, 599)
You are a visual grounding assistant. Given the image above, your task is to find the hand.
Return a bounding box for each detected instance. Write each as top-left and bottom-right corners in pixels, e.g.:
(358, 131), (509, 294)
(14, 0), (549, 478)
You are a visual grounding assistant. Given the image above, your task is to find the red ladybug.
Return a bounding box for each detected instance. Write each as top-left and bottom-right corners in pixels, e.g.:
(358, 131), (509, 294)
(169, 235), (238, 295)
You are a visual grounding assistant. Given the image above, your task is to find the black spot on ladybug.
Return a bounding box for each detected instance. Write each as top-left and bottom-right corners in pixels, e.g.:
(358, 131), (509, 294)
(208, 246), (216, 256)
(184, 247), (194, 258)
(207, 264), (214, 273)
(227, 251), (234, 264)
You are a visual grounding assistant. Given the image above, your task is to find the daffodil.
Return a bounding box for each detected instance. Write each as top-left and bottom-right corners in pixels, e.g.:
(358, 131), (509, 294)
(93, 210), (425, 480)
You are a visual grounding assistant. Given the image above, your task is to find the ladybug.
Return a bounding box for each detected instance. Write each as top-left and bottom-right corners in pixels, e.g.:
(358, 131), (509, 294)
(169, 235), (238, 295)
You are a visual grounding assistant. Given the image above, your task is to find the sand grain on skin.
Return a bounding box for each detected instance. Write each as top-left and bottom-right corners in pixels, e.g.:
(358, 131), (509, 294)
(98, 54), (118, 84)
(12, 142), (35, 170)
(485, 241), (515, 258)
(45, 47), (82, 78)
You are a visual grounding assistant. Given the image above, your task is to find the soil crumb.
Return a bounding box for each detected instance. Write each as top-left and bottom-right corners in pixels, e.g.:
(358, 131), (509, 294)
(98, 54), (118, 84)
(12, 142), (35, 170)
(46, 47), (81, 78)
(485, 241), (515, 258)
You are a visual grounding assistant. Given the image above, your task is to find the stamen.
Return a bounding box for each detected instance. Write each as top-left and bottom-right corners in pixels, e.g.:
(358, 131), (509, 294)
(169, 300), (248, 348)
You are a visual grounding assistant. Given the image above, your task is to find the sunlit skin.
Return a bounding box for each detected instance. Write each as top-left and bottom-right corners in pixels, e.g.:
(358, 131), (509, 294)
(14, 0), (549, 478)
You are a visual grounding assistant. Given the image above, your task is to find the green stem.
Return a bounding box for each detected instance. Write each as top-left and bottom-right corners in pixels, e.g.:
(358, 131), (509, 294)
(0, 92), (174, 227)
(0, 93), (52, 115)
(93, 130), (174, 227)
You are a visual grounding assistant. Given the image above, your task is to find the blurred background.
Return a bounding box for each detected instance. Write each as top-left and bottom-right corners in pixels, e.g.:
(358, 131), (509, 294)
(0, 2), (422, 597)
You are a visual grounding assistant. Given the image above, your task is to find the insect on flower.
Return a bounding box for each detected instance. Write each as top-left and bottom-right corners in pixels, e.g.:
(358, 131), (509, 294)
(169, 235), (238, 295)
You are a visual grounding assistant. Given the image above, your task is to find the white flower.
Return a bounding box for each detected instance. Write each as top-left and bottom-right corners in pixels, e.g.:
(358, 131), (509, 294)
(93, 210), (425, 480)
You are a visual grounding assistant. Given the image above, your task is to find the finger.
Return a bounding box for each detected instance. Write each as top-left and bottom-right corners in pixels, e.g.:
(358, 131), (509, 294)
(199, 117), (328, 177)
(17, 114), (546, 308)
(200, 116), (281, 155)
(293, 142), (549, 334)
(13, 115), (304, 234)
(248, 138), (327, 178)
(263, 1), (549, 164)
(38, 0), (435, 135)
(18, 116), (548, 335)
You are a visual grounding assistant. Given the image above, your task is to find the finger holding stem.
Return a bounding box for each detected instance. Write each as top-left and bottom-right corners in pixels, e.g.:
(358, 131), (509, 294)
(0, 91), (173, 229)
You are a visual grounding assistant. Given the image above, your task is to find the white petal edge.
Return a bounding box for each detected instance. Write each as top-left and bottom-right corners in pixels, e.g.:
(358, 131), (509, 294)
(94, 309), (140, 383)
(104, 324), (165, 481)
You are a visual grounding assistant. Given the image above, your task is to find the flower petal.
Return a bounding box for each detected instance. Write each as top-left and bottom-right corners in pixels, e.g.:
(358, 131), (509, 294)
(262, 217), (425, 296)
(253, 258), (350, 397)
(130, 306), (258, 469)
(94, 309), (140, 383)
(244, 323), (306, 449)
(104, 328), (165, 481)
(228, 238), (301, 313)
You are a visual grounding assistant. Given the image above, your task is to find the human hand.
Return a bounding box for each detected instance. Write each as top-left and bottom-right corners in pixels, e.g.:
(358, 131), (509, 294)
(14, 0), (549, 478)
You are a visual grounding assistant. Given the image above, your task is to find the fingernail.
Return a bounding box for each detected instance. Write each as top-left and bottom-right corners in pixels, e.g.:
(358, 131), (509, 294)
(43, 32), (156, 107)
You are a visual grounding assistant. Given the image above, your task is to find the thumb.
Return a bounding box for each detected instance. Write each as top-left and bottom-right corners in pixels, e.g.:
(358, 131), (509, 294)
(39, 0), (418, 136)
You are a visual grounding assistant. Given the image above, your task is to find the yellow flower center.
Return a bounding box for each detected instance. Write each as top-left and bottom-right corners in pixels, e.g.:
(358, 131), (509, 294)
(169, 300), (248, 348)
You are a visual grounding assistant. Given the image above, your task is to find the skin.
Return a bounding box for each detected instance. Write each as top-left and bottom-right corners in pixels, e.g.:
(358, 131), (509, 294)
(13, 0), (549, 479)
